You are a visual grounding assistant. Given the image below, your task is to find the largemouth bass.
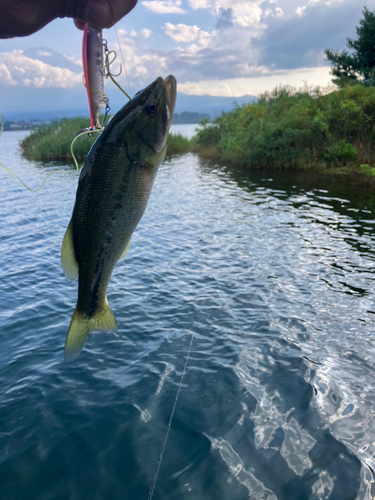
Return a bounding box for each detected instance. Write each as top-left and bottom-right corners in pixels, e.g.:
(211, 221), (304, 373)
(61, 75), (177, 361)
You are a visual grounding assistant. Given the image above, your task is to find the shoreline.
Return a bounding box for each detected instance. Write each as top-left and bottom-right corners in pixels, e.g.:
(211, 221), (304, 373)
(17, 89), (375, 192)
(19, 136), (375, 191)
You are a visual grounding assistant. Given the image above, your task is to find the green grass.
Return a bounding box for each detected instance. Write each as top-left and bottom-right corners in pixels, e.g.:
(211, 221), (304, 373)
(166, 133), (192, 154)
(21, 117), (96, 162)
(19, 86), (375, 188)
(20, 118), (194, 161)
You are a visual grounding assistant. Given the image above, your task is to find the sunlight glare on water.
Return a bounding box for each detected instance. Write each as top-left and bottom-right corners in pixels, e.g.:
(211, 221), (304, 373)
(1, 130), (375, 500)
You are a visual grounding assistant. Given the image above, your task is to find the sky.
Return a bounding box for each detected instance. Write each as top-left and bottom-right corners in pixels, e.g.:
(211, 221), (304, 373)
(0, 0), (374, 116)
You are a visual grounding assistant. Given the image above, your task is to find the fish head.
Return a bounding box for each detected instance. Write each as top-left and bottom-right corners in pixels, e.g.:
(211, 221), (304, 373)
(108, 75), (177, 170)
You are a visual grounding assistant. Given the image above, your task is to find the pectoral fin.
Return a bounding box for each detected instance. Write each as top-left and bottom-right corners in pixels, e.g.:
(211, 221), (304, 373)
(64, 300), (117, 362)
(61, 219), (79, 281)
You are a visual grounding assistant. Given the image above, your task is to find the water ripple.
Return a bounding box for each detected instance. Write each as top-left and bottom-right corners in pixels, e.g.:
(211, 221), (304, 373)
(1, 132), (375, 499)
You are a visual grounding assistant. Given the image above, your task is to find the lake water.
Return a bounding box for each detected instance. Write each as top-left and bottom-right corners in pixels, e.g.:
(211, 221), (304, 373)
(1, 129), (375, 500)
(170, 123), (201, 139)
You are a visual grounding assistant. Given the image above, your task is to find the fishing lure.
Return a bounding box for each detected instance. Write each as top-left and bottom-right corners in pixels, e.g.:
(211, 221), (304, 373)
(0, 25), (131, 188)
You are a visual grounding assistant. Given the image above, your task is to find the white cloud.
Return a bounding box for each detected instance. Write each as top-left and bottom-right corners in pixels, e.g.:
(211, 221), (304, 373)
(296, 0), (330, 16)
(164, 22), (216, 51)
(0, 62), (17, 86)
(198, 30), (213, 48)
(36, 50), (51, 57)
(296, 6), (306, 16)
(140, 29), (153, 39)
(178, 66), (332, 96)
(232, 2), (263, 27)
(108, 32), (168, 88)
(121, 28), (153, 39)
(185, 0), (284, 26)
(263, 6), (283, 18)
(164, 23), (201, 43)
(0, 50), (82, 88)
(187, 0), (213, 9)
(65, 55), (83, 67)
(108, 0), (340, 94)
(185, 0), (266, 26)
(141, 0), (186, 14)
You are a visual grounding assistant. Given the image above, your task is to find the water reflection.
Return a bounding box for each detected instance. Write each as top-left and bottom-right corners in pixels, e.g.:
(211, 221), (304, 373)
(195, 154), (375, 498)
(1, 135), (375, 499)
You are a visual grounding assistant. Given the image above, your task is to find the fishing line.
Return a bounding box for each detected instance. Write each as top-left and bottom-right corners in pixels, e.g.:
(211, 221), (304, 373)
(0, 161), (75, 192)
(108, 72), (131, 100)
(0, 113), (80, 191)
(147, 332), (194, 500)
(70, 127), (102, 172)
(115, 24), (131, 96)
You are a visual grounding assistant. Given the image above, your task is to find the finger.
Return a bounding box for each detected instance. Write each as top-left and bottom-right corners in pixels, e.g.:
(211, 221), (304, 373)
(74, 18), (86, 30)
(72, 0), (138, 30)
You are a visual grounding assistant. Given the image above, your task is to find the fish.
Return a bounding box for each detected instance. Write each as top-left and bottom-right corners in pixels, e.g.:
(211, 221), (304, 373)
(61, 75), (177, 362)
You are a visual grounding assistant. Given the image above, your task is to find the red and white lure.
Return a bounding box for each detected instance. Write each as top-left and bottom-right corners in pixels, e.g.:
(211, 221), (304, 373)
(82, 24), (109, 129)
(71, 24), (130, 168)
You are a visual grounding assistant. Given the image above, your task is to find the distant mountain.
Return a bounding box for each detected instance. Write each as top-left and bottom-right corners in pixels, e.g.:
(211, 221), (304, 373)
(1, 86), (87, 121)
(1, 46), (257, 121)
(173, 112), (209, 124)
(2, 90), (257, 121)
(175, 93), (256, 117)
(23, 46), (81, 73)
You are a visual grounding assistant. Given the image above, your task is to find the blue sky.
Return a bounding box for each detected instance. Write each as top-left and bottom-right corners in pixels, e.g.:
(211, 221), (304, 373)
(0, 0), (374, 115)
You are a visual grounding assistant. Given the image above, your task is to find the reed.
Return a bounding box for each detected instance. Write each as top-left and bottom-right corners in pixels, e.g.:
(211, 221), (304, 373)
(166, 133), (192, 154)
(21, 117), (95, 161)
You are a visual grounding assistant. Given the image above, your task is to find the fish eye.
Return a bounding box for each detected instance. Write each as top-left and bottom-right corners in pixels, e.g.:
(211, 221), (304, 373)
(146, 102), (159, 115)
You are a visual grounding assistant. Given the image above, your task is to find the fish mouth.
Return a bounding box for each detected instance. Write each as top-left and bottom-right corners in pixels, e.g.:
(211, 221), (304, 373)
(164, 75), (177, 124)
(102, 75), (177, 146)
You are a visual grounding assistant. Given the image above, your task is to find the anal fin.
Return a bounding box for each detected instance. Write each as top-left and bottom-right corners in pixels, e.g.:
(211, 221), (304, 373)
(61, 219), (79, 281)
(119, 238), (131, 261)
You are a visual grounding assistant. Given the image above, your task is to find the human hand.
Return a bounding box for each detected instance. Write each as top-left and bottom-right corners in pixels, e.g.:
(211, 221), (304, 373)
(0, 0), (138, 38)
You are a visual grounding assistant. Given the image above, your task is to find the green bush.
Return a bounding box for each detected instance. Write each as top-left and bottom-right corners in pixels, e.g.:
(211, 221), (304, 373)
(21, 118), (194, 161)
(196, 122), (221, 147)
(195, 84), (375, 170)
(324, 140), (357, 163)
(166, 133), (192, 154)
(360, 164), (375, 176)
(21, 117), (97, 161)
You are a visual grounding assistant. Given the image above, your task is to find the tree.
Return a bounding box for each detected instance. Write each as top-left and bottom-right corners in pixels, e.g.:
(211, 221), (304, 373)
(325, 7), (375, 87)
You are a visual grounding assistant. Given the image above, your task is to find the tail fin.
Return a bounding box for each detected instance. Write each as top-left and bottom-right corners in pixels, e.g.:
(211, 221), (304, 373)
(64, 300), (117, 362)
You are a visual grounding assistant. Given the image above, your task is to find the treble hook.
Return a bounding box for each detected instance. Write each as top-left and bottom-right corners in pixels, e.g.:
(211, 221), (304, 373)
(101, 102), (111, 128)
(100, 39), (123, 78)
(109, 65), (122, 78)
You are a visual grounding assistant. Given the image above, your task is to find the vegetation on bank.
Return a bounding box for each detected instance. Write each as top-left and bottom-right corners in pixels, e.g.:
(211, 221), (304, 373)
(188, 6), (375, 183)
(20, 83), (375, 185)
(21, 118), (95, 161)
(194, 84), (375, 180)
(20, 117), (193, 161)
